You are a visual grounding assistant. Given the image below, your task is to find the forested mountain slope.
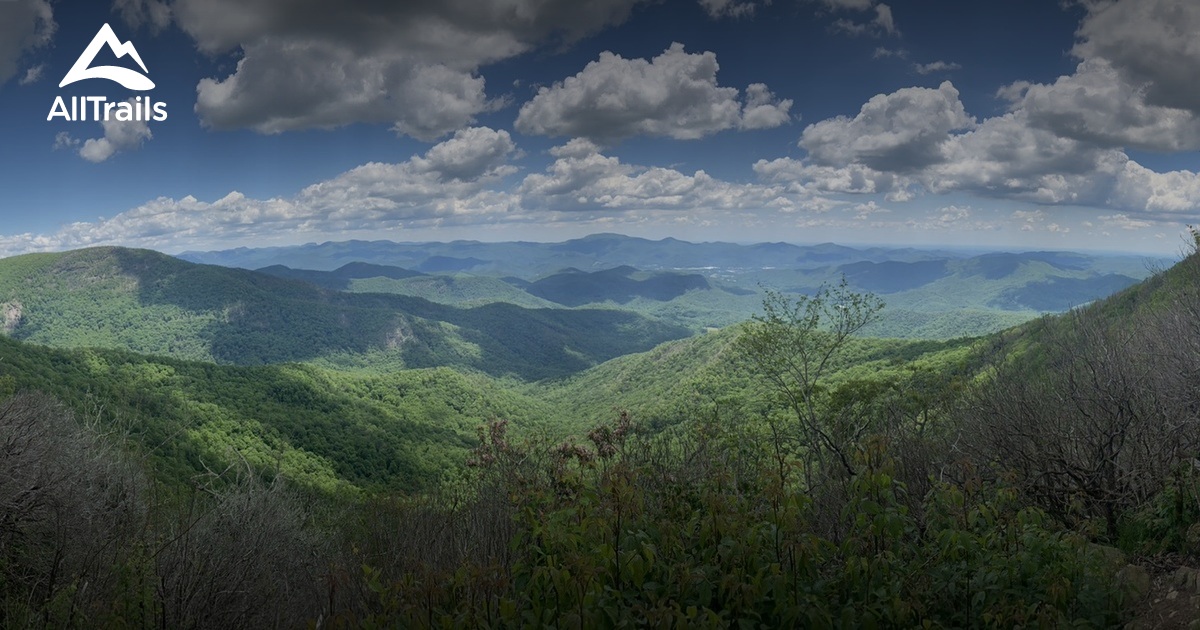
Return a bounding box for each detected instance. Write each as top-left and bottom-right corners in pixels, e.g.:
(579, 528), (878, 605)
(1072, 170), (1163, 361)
(0, 247), (688, 380)
(0, 334), (556, 494)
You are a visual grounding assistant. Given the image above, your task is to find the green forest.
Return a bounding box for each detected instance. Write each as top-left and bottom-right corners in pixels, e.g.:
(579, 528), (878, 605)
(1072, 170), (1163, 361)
(2, 239), (1199, 628)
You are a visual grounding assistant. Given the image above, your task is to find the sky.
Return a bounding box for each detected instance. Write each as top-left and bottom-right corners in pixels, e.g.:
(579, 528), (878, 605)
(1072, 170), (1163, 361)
(1, 0), (1198, 256)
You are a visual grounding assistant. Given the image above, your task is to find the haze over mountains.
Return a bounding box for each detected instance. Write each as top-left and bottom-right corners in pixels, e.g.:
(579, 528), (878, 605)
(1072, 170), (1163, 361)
(185, 233), (1168, 338)
(178, 233), (973, 274)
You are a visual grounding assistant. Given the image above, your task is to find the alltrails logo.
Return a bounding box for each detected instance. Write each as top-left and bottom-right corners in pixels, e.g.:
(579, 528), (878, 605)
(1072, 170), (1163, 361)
(47, 23), (167, 122)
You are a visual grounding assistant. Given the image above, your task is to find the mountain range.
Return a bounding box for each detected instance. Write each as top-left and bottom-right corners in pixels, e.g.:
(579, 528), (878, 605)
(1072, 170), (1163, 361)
(188, 234), (1169, 338)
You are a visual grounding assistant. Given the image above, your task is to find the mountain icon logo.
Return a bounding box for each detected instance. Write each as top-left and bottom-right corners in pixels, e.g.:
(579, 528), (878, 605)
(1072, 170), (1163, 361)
(59, 23), (155, 91)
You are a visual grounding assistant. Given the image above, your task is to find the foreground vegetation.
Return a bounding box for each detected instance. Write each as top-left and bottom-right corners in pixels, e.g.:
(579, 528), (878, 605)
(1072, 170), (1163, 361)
(4, 242), (1200, 627)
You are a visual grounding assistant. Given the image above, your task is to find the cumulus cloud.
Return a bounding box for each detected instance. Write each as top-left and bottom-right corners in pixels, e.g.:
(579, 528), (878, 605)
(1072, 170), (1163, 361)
(753, 158), (906, 196)
(515, 43), (791, 142)
(765, 77), (1200, 219)
(1005, 59), (1200, 153)
(0, 0), (55, 87)
(926, 111), (1114, 203)
(195, 40), (491, 141)
(511, 141), (849, 226)
(409, 127), (518, 181)
(0, 127), (527, 256)
(741, 83), (794, 129)
(77, 100), (155, 163)
(0, 128), (864, 256)
(990, 0), (1200, 154)
(1109, 160), (1200, 213)
(930, 112), (1200, 214)
(800, 81), (974, 172)
(520, 138), (791, 212)
(173, 0), (644, 139)
(1074, 0), (1200, 113)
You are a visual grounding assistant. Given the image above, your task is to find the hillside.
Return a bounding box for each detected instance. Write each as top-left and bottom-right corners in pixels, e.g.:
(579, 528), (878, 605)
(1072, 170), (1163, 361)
(256, 262), (426, 290)
(0, 334), (557, 494)
(0, 247), (688, 380)
(258, 264), (561, 309)
(532, 324), (978, 432)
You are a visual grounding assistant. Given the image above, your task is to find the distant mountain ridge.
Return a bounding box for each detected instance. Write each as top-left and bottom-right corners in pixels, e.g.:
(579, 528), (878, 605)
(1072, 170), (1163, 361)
(178, 233), (965, 278)
(185, 234), (1168, 339)
(257, 262), (425, 290)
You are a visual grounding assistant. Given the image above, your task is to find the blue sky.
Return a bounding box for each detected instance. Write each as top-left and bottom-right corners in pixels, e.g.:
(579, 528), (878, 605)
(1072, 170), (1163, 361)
(1, 0), (1197, 255)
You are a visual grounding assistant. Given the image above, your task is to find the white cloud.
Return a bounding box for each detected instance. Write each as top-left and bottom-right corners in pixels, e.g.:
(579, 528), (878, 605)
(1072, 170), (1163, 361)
(52, 132), (80, 151)
(1074, 0), (1200, 113)
(515, 43), (791, 141)
(990, 1), (1200, 155)
(195, 41), (491, 141)
(113, 0), (171, 33)
(513, 142), (854, 232)
(765, 78), (1200, 220)
(800, 81), (974, 172)
(0, 127), (529, 256)
(936, 205), (970, 224)
(1, 129), (867, 257)
(847, 200), (888, 218)
(816, 0), (874, 9)
(824, 0), (897, 36)
(0, 0), (54, 86)
(174, 0), (644, 139)
(913, 60), (961, 75)
(926, 111), (1113, 203)
(18, 62), (43, 85)
(753, 157), (906, 195)
(740, 83), (794, 129)
(1005, 59), (1200, 153)
(520, 139), (789, 212)
(697, 0), (761, 18)
(77, 101), (154, 163)
(1109, 160), (1200, 213)
(410, 126), (518, 181)
(873, 4), (897, 35)
(1098, 213), (1153, 231)
(901, 205), (1001, 233)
